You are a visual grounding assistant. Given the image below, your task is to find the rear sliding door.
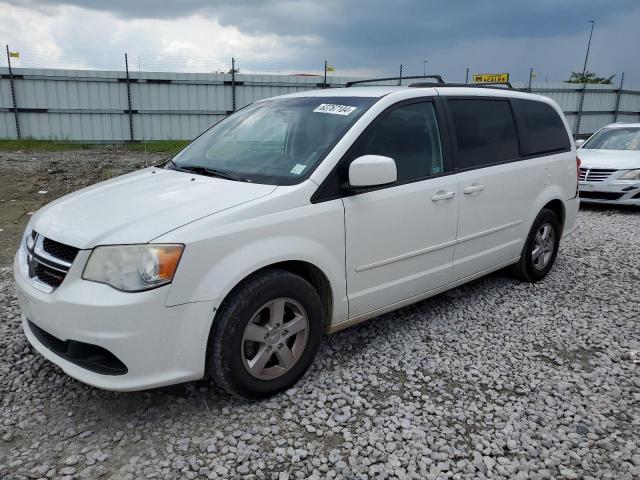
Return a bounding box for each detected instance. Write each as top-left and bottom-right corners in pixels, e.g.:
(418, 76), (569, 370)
(445, 97), (546, 281)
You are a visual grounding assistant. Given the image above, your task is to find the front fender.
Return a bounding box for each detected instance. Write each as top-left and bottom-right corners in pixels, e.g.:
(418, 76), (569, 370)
(163, 200), (348, 325)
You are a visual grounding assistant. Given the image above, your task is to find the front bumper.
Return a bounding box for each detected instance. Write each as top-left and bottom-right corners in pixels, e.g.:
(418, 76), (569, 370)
(579, 181), (640, 206)
(14, 248), (217, 391)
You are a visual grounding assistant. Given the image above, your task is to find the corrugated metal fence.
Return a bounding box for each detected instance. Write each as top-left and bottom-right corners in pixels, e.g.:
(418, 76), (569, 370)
(1, 67), (639, 141)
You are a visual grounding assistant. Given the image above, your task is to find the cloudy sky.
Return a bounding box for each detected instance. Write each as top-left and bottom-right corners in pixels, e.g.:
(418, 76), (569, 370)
(1, 0), (639, 84)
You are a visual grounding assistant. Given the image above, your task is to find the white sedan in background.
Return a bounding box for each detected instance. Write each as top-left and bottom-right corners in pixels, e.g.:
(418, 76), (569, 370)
(577, 123), (640, 206)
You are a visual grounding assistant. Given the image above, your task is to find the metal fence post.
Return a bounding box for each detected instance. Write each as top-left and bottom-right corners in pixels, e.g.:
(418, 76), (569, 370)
(575, 83), (587, 137)
(124, 53), (134, 142)
(398, 64), (403, 85)
(528, 68), (534, 92)
(613, 72), (624, 123)
(465, 68), (469, 84)
(5, 45), (20, 139)
(231, 57), (236, 112)
(323, 60), (328, 89)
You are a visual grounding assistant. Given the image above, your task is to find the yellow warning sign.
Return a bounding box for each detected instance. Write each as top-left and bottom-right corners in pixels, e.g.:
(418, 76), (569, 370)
(472, 73), (509, 84)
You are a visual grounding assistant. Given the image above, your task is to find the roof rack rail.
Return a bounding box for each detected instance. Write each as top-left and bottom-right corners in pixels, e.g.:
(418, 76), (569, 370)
(409, 81), (515, 89)
(345, 75), (445, 87)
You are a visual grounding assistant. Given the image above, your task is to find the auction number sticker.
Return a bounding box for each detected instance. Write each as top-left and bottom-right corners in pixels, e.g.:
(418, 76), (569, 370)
(313, 104), (357, 115)
(290, 163), (307, 175)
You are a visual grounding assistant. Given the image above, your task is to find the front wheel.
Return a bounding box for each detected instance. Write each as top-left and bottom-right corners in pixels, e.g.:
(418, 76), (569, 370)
(207, 269), (324, 399)
(511, 208), (561, 282)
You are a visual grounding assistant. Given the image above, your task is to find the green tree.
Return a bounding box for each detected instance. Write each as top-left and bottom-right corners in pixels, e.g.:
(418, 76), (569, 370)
(565, 71), (615, 84)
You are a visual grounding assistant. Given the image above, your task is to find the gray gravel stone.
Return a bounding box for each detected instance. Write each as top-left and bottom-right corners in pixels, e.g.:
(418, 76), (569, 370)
(0, 151), (639, 479)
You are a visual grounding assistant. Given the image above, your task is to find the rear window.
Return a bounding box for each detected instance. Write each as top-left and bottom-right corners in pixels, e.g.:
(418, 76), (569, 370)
(448, 99), (519, 169)
(513, 99), (570, 155)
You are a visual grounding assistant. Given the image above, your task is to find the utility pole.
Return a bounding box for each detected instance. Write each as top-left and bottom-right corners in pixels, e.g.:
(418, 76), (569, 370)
(323, 60), (328, 89)
(5, 45), (20, 139)
(580, 20), (595, 82)
(575, 20), (595, 137)
(398, 64), (403, 85)
(422, 60), (428, 77)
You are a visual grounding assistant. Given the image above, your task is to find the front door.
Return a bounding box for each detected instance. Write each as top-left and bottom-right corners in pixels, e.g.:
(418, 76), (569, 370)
(342, 100), (459, 317)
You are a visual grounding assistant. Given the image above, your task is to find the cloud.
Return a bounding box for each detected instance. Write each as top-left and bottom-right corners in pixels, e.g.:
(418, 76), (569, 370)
(0, 2), (322, 73)
(2, 0), (640, 83)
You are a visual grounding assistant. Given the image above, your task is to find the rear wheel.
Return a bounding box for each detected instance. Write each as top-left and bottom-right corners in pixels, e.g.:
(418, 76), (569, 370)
(511, 208), (561, 282)
(207, 269), (324, 399)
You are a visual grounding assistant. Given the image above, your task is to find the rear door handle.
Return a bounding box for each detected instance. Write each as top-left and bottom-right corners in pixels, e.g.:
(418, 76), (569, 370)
(431, 190), (456, 201)
(463, 184), (485, 195)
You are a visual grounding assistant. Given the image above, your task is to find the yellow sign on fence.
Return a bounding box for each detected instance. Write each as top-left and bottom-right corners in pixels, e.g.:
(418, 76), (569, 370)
(472, 73), (509, 84)
(9, 51), (20, 58)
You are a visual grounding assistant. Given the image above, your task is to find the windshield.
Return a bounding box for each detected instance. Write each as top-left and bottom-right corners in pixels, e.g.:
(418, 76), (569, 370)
(583, 127), (640, 151)
(169, 96), (377, 185)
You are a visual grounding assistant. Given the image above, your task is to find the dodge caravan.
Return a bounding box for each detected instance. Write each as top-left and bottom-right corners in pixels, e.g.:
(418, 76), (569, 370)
(15, 84), (580, 399)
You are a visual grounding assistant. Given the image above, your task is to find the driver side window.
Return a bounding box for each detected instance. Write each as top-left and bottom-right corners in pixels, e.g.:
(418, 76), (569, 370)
(348, 101), (443, 183)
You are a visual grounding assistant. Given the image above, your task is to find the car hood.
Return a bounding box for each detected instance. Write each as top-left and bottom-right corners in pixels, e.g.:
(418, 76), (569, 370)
(31, 167), (277, 249)
(578, 149), (640, 170)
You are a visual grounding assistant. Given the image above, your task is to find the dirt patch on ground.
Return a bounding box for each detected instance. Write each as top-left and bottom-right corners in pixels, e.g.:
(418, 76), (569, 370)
(0, 150), (165, 265)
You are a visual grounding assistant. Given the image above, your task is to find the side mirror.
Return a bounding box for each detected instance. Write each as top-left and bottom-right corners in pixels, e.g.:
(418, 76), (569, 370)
(575, 139), (586, 148)
(347, 155), (397, 190)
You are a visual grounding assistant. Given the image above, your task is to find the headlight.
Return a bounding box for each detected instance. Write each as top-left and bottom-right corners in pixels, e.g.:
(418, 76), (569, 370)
(619, 169), (640, 180)
(82, 244), (184, 292)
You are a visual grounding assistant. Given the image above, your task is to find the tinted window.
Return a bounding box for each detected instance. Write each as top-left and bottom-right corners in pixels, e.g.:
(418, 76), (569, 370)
(348, 102), (443, 183)
(514, 99), (570, 155)
(449, 99), (519, 169)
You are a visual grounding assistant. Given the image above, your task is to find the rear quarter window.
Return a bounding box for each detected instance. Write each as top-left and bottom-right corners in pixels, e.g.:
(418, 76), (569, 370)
(448, 99), (519, 170)
(512, 99), (570, 155)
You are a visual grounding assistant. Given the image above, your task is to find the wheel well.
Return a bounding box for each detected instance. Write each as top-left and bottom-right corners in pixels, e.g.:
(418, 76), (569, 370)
(543, 199), (565, 229)
(221, 261), (334, 331)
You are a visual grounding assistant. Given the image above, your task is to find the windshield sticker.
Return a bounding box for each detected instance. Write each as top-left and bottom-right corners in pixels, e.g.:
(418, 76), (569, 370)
(290, 163), (307, 175)
(313, 104), (357, 115)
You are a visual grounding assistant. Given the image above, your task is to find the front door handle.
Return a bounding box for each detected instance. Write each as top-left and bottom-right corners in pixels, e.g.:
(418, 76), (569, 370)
(431, 190), (456, 201)
(463, 184), (485, 195)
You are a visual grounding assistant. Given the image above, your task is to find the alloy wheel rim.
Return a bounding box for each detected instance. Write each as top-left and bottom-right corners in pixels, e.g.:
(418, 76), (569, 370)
(531, 222), (556, 270)
(240, 298), (309, 380)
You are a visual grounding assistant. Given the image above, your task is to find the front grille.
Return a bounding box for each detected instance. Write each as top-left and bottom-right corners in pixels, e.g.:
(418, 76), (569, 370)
(28, 320), (128, 375)
(579, 191), (624, 201)
(26, 232), (79, 291)
(579, 168), (617, 183)
(34, 261), (66, 288)
(42, 237), (79, 264)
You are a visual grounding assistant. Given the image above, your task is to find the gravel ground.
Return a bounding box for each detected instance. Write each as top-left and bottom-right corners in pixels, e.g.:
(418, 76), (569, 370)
(0, 150), (162, 265)
(1, 151), (639, 479)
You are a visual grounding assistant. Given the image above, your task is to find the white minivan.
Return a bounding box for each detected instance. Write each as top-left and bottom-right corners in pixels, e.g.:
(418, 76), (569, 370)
(15, 83), (580, 399)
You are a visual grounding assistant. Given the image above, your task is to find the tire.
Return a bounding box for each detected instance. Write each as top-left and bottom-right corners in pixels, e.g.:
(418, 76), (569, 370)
(207, 269), (324, 400)
(511, 208), (561, 282)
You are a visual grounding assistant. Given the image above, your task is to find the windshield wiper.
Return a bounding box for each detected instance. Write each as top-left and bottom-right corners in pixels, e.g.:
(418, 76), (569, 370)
(167, 161), (249, 182)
